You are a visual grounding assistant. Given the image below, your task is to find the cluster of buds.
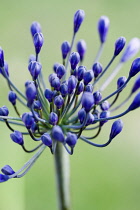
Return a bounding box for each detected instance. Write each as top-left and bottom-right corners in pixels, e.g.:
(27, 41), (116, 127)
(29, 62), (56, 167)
(0, 9), (140, 183)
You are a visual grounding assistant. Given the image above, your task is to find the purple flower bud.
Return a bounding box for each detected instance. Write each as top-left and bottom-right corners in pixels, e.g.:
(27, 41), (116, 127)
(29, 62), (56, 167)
(61, 41), (70, 59)
(41, 133), (52, 147)
(33, 32), (44, 54)
(128, 92), (140, 111)
(73, 9), (85, 33)
(98, 16), (110, 43)
(33, 100), (42, 110)
(31, 122), (38, 133)
(25, 82), (37, 104)
(28, 61), (42, 80)
(22, 112), (34, 129)
(30, 21), (42, 37)
(44, 89), (54, 102)
(56, 64), (66, 79)
(109, 119), (123, 140)
(49, 112), (58, 125)
(0, 47), (4, 68)
(10, 130), (24, 145)
(83, 70), (94, 85)
(77, 81), (84, 95)
(99, 111), (110, 126)
(68, 75), (77, 94)
(120, 38), (140, 63)
(60, 82), (68, 97)
(66, 133), (77, 148)
(1, 165), (15, 175)
(85, 83), (93, 93)
(77, 66), (86, 81)
(25, 80), (34, 87)
(78, 108), (86, 124)
(114, 37), (126, 56)
(53, 63), (60, 73)
(49, 73), (57, 83)
(93, 91), (102, 104)
(92, 62), (102, 78)
(0, 174), (9, 182)
(8, 91), (17, 105)
(117, 76), (127, 89)
(131, 75), (140, 93)
(129, 58), (140, 78)
(69, 52), (80, 70)
(54, 95), (64, 109)
(52, 125), (65, 142)
(0, 106), (9, 116)
(82, 92), (94, 112)
(76, 39), (87, 61)
(0, 61), (9, 77)
(51, 77), (61, 91)
(28, 54), (36, 63)
(86, 113), (95, 125)
(100, 100), (110, 111)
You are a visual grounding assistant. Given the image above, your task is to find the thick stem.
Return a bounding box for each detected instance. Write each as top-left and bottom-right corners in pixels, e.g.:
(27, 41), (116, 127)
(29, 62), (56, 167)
(54, 143), (71, 210)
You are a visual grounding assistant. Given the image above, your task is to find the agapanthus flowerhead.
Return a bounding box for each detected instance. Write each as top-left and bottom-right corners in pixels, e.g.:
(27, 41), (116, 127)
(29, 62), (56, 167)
(33, 32), (44, 54)
(28, 61), (42, 80)
(129, 57), (140, 78)
(61, 41), (70, 59)
(114, 37), (126, 56)
(73, 9), (85, 34)
(76, 39), (87, 61)
(30, 21), (42, 37)
(10, 130), (24, 145)
(0, 106), (9, 116)
(98, 16), (110, 43)
(120, 38), (140, 63)
(109, 119), (123, 140)
(8, 91), (17, 105)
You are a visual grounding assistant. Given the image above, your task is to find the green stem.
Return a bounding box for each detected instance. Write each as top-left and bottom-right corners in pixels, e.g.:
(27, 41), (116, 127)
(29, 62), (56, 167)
(54, 143), (71, 210)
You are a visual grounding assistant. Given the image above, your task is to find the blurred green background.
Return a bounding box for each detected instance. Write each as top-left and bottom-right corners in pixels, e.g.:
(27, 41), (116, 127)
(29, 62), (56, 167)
(0, 0), (140, 209)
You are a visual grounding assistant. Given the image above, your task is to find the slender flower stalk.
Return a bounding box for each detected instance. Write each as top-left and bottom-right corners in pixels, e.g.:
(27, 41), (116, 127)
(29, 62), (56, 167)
(0, 9), (140, 210)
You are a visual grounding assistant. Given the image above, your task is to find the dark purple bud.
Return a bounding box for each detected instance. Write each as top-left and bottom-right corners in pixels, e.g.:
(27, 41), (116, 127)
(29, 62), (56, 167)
(129, 58), (140, 78)
(85, 83), (94, 93)
(22, 112), (34, 129)
(128, 92), (140, 111)
(114, 37), (126, 56)
(86, 113), (95, 125)
(92, 62), (102, 78)
(76, 39), (87, 61)
(0, 174), (9, 183)
(25, 82), (37, 104)
(0, 106), (9, 116)
(1, 165), (15, 175)
(33, 32), (44, 54)
(120, 38), (140, 63)
(33, 100), (42, 110)
(54, 95), (64, 109)
(28, 54), (36, 63)
(0, 61), (9, 77)
(41, 133), (52, 147)
(49, 73), (57, 83)
(77, 81), (84, 95)
(93, 91), (102, 104)
(49, 112), (58, 125)
(78, 108), (86, 124)
(131, 75), (140, 93)
(8, 91), (17, 105)
(69, 52), (80, 70)
(10, 130), (24, 145)
(68, 75), (77, 94)
(66, 133), (77, 148)
(100, 100), (110, 111)
(98, 16), (110, 43)
(73, 9), (85, 33)
(117, 76), (127, 89)
(0, 47), (4, 68)
(52, 125), (65, 142)
(61, 41), (70, 59)
(30, 21), (42, 37)
(77, 66), (86, 81)
(60, 82), (68, 97)
(51, 77), (61, 91)
(99, 111), (110, 126)
(109, 119), (123, 140)
(44, 89), (54, 102)
(56, 64), (66, 79)
(82, 92), (94, 112)
(83, 70), (94, 85)
(28, 61), (42, 80)
(53, 63), (60, 73)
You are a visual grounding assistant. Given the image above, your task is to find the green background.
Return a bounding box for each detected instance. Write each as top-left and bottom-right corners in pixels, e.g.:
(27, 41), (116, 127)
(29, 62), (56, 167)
(0, 0), (140, 209)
